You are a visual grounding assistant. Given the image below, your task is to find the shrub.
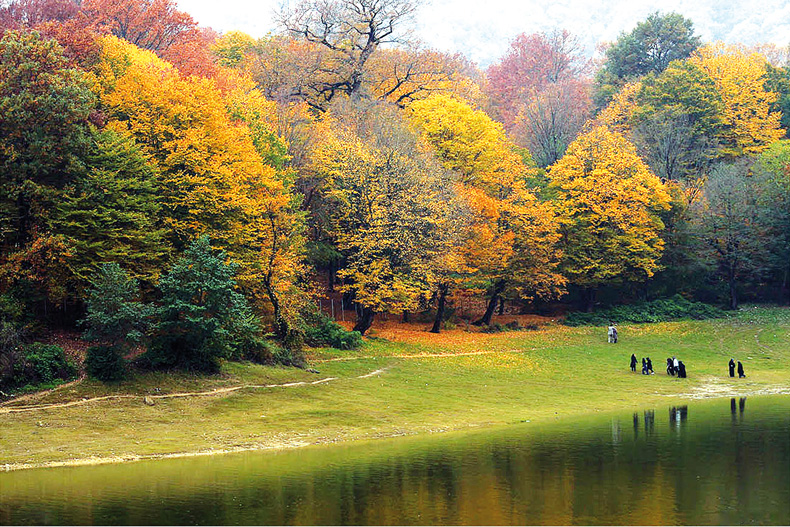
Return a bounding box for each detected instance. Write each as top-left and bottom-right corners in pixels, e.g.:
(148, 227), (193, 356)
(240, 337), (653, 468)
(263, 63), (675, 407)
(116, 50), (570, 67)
(302, 312), (362, 350)
(240, 336), (281, 365)
(563, 295), (726, 326)
(85, 345), (127, 382)
(5, 343), (77, 390)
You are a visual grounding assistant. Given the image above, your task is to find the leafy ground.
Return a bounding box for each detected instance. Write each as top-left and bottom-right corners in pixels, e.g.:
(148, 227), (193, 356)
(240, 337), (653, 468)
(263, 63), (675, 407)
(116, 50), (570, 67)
(1, 306), (789, 470)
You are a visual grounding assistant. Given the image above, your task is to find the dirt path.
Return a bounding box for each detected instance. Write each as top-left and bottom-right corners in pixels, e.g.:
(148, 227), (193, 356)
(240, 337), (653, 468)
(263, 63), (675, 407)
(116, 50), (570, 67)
(0, 377), (338, 414)
(2, 350), (533, 413)
(661, 376), (790, 399)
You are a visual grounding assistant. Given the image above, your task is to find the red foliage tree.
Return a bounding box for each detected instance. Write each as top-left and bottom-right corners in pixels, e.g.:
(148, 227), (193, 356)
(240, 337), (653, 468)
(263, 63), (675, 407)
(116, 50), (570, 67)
(82, 0), (198, 52)
(486, 29), (592, 167)
(0, 0), (100, 65)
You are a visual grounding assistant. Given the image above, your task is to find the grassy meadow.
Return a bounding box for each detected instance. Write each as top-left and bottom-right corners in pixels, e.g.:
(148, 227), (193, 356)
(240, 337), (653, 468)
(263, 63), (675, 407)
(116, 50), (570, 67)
(1, 306), (789, 470)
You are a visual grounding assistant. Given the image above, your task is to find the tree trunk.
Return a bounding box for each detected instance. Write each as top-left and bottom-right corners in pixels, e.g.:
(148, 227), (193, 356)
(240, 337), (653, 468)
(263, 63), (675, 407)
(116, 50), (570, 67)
(402, 310), (409, 323)
(264, 279), (288, 339)
(585, 288), (597, 313)
(728, 267), (738, 310)
(353, 306), (375, 335)
(328, 261), (336, 292)
(473, 280), (505, 326)
(430, 283), (449, 333)
(498, 296), (505, 316)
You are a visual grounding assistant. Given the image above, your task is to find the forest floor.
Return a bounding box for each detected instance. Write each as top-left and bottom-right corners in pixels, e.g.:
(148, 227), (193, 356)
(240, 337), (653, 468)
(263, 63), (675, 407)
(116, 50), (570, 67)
(2, 305), (789, 471)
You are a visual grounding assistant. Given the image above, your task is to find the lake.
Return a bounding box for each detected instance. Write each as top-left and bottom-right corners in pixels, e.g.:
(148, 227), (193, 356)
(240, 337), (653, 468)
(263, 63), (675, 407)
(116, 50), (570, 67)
(1, 395), (789, 525)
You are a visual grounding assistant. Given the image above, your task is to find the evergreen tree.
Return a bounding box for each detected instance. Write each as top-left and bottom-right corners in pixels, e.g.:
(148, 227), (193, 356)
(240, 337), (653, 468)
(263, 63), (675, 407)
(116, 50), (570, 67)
(146, 236), (257, 372)
(82, 263), (152, 381)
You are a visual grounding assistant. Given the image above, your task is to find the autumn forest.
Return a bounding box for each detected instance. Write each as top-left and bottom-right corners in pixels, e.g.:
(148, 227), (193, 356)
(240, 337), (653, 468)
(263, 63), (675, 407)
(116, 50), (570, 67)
(1, 0), (790, 384)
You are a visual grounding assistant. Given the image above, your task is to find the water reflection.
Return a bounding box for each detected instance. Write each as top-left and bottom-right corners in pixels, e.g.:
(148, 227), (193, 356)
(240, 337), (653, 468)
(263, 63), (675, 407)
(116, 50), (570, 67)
(669, 405), (688, 430)
(1, 396), (788, 526)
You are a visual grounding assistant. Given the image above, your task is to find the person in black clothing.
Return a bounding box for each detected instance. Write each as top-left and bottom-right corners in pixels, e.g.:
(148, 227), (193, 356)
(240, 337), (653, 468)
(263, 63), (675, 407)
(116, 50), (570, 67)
(728, 358), (735, 378)
(666, 358), (674, 376)
(646, 357), (654, 374)
(630, 354), (637, 372)
(737, 361), (745, 378)
(678, 361), (687, 378)
(641, 358), (647, 375)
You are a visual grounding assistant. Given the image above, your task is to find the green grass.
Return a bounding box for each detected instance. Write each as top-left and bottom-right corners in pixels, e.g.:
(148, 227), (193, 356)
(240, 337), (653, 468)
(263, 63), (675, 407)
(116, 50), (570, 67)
(1, 306), (789, 468)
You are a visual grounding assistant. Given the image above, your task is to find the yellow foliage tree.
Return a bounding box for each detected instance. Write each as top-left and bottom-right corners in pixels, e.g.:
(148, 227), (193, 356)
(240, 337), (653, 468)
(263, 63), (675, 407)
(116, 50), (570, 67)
(549, 126), (671, 310)
(408, 94), (564, 325)
(597, 81), (641, 134)
(312, 101), (456, 334)
(690, 43), (785, 157)
(94, 36), (305, 339)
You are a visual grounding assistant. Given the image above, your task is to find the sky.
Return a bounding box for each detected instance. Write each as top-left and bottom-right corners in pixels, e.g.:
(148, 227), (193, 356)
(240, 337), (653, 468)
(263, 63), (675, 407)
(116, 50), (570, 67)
(177, 0), (790, 66)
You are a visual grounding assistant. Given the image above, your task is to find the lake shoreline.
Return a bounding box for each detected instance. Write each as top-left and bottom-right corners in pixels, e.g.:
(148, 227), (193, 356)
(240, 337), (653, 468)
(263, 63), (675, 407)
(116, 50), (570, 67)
(4, 385), (788, 474)
(3, 308), (790, 474)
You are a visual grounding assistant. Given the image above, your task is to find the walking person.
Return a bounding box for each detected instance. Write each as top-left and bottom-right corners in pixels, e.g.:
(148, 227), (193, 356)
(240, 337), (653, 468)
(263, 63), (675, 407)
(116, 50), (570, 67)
(737, 361), (745, 378)
(641, 358), (647, 375)
(646, 357), (654, 374)
(673, 356), (679, 375)
(666, 357), (674, 376)
(608, 324), (615, 343)
(678, 361), (687, 378)
(728, 358), (735, 378)
(630, 354), (637, 372)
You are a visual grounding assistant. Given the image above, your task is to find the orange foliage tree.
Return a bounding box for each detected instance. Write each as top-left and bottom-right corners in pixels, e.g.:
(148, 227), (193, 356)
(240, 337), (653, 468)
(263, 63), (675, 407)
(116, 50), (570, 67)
(408, 94), (564, 326)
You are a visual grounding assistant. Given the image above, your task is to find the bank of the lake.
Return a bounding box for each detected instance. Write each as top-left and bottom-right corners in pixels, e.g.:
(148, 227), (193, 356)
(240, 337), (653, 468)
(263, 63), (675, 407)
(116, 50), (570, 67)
(2, 306), (789, 471)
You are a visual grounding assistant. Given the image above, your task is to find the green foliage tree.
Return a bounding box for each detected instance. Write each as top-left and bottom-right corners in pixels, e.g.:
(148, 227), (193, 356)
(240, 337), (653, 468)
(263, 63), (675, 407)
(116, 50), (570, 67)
(765, 64), (790, 136)
(634, 59), (724, 181)
(595, 12), (700, 108)
(753, 141), (790, 302)
(82, 262), (152, 381)
(690, 162), (772, 309)
(48, 129), (169, 291)
(146, 236), (258, 372)
(0, 29), (95, 246)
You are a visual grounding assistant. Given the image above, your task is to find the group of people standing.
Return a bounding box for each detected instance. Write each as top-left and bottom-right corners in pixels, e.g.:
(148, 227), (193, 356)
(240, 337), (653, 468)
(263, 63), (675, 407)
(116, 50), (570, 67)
(615, 327), (747, 379)
(665, 356), (687, 378)
(629, 354), (686, 377)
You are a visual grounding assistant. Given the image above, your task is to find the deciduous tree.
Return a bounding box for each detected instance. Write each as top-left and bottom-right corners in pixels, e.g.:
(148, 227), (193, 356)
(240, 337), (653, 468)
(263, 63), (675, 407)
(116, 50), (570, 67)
(82, 0), (198, 52)
(549, 126), (671, 310)
(689, 43), (784, 157)
(594, 11), (700, 108)
(280, 0), (416, 108)
(689, 161), (770, 309)
(313, 100), (452, 334)
(409, 94), (564, 325)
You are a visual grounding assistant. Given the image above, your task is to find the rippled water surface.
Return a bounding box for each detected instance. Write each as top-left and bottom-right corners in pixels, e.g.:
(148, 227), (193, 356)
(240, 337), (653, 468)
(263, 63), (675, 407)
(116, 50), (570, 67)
(1, 395), (789, 525)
